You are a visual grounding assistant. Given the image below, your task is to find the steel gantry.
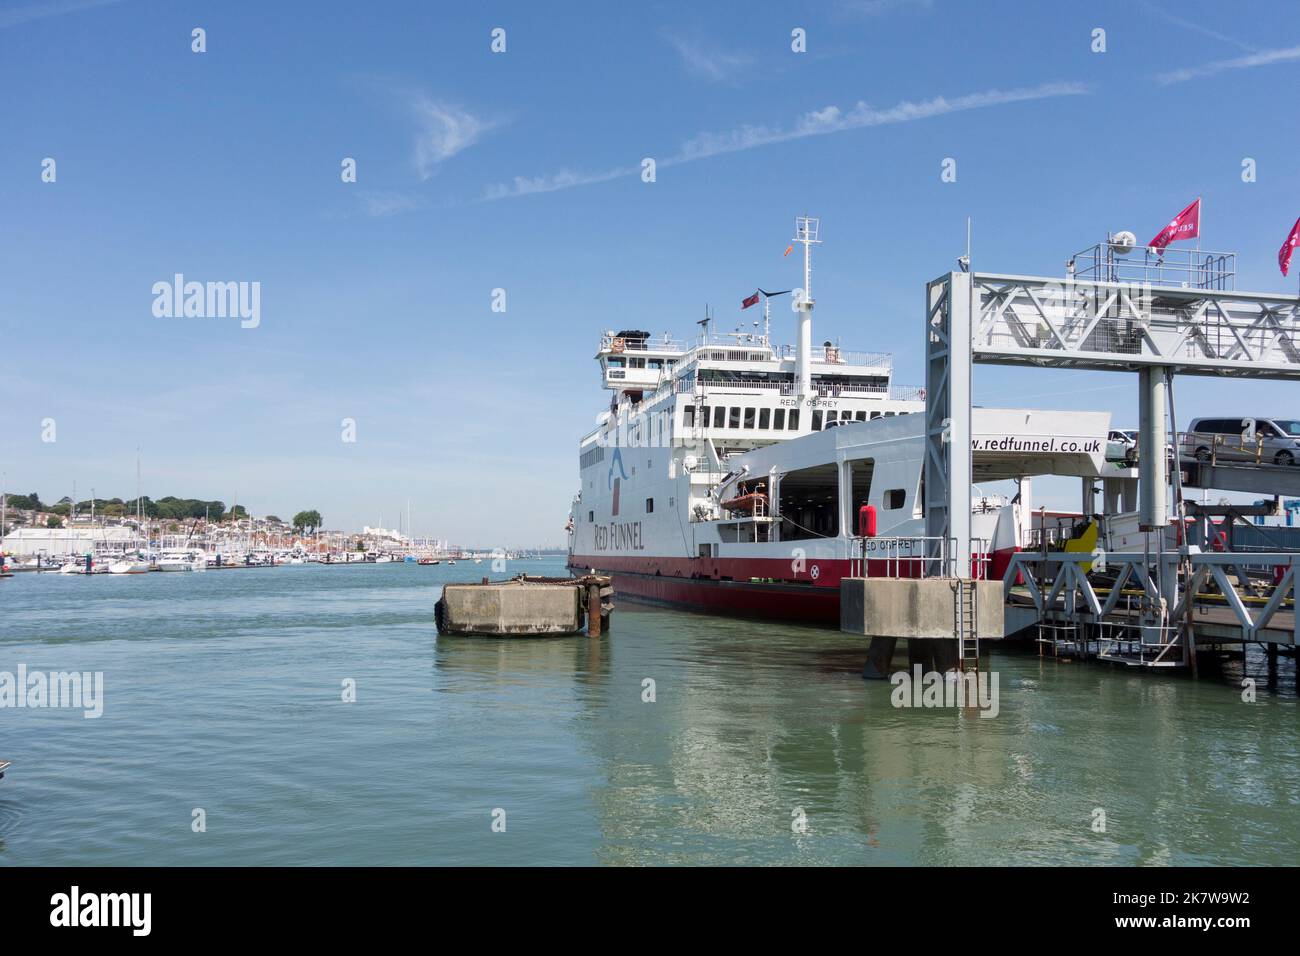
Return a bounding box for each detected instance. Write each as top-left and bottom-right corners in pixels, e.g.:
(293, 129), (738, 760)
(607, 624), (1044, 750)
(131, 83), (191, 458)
(924, 261), (1300, 663)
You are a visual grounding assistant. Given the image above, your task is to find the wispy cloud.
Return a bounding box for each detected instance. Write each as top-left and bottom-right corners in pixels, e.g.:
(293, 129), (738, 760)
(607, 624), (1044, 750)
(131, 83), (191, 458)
(841, 0), (933, 17)
(1155, 43), (1300, 85)
(482, 167), (635, 201)
(1138, 0), (1255, 53)
(664, 32), (753, 84)
(0, 0), (125, 29)
(482, 80), (1088, 201)
(406, 94), (499, 180)
(356, 190), (423, 217)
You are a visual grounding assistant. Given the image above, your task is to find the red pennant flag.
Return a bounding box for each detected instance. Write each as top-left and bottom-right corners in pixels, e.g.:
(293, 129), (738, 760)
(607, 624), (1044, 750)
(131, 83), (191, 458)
(783, 245), (793, 257)
(1147, 198), (1201, 253)
(1280, 217), (1300, 277)
(741, 291), (760, 310)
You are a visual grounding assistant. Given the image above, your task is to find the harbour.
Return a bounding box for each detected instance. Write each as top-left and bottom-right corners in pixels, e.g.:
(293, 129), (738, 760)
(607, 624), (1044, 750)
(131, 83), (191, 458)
(0, 557), (1294, 866)
(4, 0), (1299, 900)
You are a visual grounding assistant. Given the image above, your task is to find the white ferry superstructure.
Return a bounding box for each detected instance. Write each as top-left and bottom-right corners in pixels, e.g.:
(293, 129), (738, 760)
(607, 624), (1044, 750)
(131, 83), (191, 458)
(566, 217), (1111, 624)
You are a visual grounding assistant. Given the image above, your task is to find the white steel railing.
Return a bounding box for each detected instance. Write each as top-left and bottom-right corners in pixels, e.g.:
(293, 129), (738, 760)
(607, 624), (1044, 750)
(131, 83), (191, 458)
(848, 535), (991, 580)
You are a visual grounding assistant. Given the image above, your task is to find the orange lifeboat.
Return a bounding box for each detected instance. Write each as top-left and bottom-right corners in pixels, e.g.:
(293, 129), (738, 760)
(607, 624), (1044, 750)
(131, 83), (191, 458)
(720, 492), (768, 515)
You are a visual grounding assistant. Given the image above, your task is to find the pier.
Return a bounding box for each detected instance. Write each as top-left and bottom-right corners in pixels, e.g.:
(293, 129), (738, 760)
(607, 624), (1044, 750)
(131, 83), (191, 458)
(835, 237), (1300, 680)
(435, 574), (612, 637)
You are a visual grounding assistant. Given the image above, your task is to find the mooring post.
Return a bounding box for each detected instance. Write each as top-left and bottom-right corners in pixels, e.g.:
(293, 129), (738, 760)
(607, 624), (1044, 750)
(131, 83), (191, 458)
(862, 636), (897, 679)
(586, 582), (602, 639)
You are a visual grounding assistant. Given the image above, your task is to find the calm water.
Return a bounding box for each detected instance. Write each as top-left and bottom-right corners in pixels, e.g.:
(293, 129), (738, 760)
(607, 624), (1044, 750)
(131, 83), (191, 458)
(0, 558), (1296, 866)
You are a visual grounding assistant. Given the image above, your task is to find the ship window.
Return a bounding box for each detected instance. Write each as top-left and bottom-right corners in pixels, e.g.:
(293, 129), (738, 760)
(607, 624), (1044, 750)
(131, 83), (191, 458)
(773, 408), (785, 429)
(744, 407), (756, 429)
(713, 406), (725, 428)
(683, 405), (696, 427)
(648, 359), (663, 369)
(728, 407), (741, 429)
(885, 489), (906, 510)
(607, 357), (625, 368)
(870, 411), (882, 420)
(811, 410), (823, 431)
(759, 408), (771, 429)
(645, 498), (654, 513)
(588, 511), (594, 522)
(826, 411), (838, 425)
(788, 409), (800, 429)
(777, 464), (839, 540)
(629, 357), (645, 369)
(855, 411), (867, 422)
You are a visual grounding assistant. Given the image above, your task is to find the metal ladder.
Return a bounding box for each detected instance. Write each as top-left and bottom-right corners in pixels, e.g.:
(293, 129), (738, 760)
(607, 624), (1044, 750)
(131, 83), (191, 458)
(955, 579), (979, 672)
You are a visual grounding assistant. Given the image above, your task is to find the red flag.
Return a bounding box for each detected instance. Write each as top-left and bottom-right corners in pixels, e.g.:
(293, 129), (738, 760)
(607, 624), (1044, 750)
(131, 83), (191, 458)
(1147, 198), (1200, 253)
(1280, 217), (1300, 277)
(783, 245), (793, 257)
(741, 291), (760, 310)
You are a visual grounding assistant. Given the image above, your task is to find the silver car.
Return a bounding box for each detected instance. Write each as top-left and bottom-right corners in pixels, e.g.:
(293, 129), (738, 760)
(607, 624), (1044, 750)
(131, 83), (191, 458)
(1185, 417), (1300, 466)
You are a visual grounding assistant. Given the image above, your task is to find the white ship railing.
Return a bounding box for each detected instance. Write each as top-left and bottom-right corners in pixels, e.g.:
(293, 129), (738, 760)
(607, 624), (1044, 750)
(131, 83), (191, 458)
(849, 535), (991, 579)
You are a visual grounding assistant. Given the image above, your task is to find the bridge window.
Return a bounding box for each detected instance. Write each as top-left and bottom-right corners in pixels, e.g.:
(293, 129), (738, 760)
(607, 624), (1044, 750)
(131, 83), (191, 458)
(744, 407), (756, 429)
(773, 408), (785, 430)
(811, 410), (823, 431)
(683, 405), (695, 427)
(759, 408), (771, 429)
(713, 406), (726, 428)
(855, 411), (867, 422)
(728, 407), (741, 428)
(884, 489), (906, 510)
(788, 409), (800, 430)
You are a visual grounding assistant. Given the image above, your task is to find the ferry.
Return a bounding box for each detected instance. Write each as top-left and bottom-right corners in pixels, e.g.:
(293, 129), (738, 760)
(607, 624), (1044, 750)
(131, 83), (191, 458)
(566, 216), (1111, 624)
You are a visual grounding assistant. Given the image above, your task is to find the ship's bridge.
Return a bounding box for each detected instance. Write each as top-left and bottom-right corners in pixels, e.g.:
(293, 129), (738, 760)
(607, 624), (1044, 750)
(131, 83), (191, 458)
(597, 328), (898, 402)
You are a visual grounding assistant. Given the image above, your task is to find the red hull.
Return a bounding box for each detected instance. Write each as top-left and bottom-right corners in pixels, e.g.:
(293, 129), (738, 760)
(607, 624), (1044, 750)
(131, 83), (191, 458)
(568, 549), (1017, 626)
(573, 564), (842, 625)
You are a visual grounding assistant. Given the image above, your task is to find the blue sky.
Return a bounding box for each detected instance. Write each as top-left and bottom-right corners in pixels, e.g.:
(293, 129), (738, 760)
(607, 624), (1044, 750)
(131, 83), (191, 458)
(3, 0), (1300, 545)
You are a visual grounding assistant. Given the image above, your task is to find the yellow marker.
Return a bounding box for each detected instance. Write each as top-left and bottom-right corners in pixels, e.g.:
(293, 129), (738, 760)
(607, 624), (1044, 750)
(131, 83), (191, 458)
(1064, 520), (1099, 573)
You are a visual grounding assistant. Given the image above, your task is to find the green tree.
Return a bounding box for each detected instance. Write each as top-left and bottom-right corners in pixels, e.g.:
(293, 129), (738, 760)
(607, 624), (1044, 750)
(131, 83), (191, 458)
(46, 515), (63, 528)
(292, 510), (323, 534)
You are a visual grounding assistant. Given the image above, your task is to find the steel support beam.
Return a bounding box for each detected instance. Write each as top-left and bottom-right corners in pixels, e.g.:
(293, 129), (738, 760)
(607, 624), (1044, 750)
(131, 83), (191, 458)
(925, 272), (972, 575)
(1138, 366), (1170, 530)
